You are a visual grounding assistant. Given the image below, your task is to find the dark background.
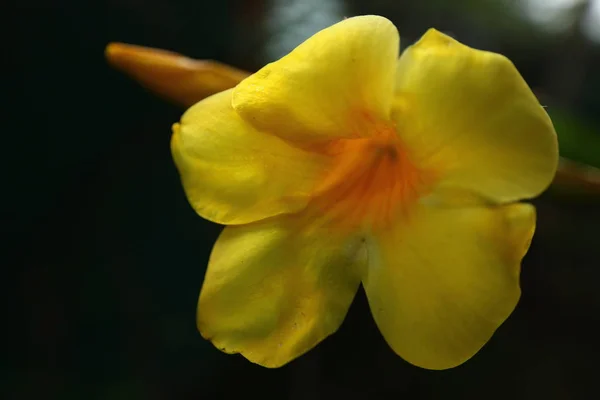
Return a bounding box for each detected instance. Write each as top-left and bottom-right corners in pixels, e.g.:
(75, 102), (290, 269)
(6, 0), (600, 399)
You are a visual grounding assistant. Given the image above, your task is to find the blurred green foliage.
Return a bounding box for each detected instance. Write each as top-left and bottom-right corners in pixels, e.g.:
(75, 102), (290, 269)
(550, 108), (600, 168)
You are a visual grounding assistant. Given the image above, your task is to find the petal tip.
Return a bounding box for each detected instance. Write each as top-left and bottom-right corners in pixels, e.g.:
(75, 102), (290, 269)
(417, 28), (457, 48)
(362, 14), (395, 27)
(104, 42), (119, 60)
(197, 316), (295, 369)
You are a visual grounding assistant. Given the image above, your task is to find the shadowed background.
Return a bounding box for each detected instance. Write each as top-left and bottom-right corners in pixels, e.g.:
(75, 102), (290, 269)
(6, 0), (600, 399)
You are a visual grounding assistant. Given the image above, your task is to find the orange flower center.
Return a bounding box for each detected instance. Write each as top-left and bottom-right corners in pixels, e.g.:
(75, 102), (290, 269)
(307, 117), (431, 232)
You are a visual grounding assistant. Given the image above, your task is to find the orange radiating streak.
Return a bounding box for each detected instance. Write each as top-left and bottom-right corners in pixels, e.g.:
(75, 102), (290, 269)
(104, 42), (600, 197)
(306, 117), (434, 232)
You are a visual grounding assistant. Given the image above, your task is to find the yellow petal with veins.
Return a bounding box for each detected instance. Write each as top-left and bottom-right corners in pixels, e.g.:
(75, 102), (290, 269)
(363, 198), (534, 370)
(232, 15), (399, 144)
(393, 29), (558, 204)
(172, 89), (327, 225)
(198, 213), (365, 368)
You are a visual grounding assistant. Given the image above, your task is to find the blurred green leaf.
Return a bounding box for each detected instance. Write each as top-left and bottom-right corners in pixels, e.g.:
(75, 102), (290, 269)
(548, 108), (600, 168)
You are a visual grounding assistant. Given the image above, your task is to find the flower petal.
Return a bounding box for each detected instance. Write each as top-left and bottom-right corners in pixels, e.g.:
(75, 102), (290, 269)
(232, 15), (399, 144)
(363, 199), (535, 370)
(172, 89), (326, 225)
(197, 214), (365, 368)
(393, 29), (558, 203)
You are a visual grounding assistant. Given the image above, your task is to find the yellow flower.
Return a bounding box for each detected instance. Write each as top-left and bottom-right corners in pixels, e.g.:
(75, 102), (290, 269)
(171, 15), (558, 370)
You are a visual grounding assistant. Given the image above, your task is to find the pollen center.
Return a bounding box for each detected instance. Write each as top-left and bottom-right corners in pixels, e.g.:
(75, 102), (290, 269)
(308, 120), (429, 231)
